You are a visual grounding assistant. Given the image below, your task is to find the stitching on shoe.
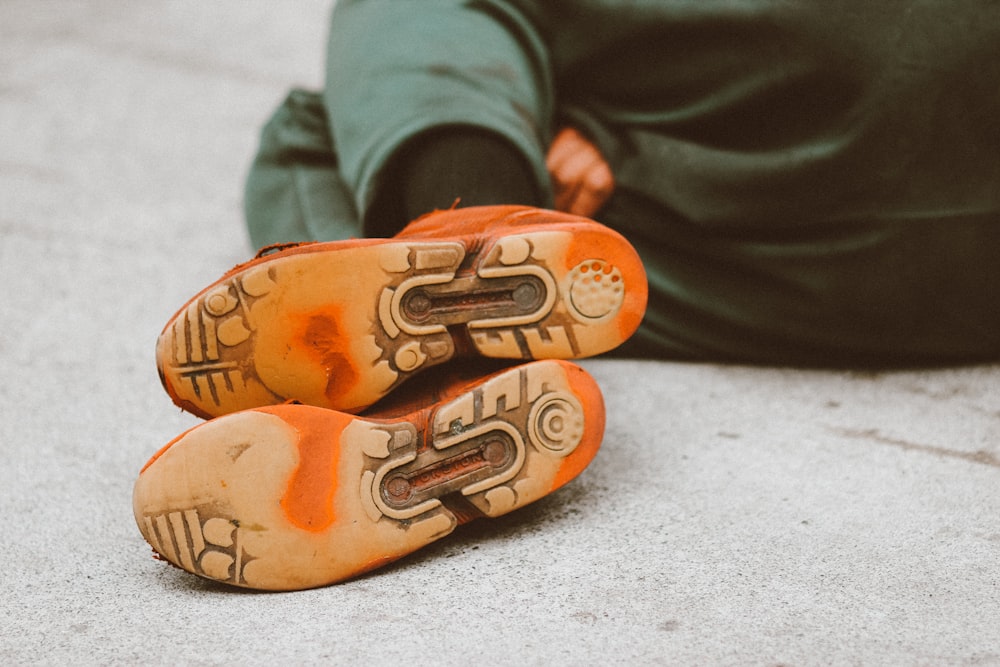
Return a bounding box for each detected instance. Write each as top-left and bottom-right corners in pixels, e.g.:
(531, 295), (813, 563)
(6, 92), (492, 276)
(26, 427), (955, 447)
(254, 241), (316, 259)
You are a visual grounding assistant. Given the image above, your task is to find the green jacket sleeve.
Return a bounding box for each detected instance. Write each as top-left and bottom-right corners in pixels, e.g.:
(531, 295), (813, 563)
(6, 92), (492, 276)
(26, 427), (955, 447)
(324, 0), (554, 225)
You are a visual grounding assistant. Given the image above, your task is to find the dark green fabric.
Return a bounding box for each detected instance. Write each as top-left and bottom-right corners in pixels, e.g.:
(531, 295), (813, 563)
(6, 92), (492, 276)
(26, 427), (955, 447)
(245, 89), (360, 244)
(245, 0), (1000, 364)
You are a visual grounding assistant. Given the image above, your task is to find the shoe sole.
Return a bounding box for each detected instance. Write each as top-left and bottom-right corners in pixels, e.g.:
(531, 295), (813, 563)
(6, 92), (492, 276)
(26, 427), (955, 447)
(134, 359), (604, 591)
(157, 209), (645, 417)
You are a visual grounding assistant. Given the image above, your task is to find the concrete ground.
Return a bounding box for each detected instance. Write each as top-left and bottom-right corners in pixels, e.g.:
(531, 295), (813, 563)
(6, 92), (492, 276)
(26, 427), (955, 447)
(2, 2), (999, 665)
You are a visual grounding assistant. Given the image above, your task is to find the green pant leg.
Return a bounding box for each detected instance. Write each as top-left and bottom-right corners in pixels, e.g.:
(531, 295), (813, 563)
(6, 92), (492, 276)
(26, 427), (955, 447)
(244, 89), (362, 249)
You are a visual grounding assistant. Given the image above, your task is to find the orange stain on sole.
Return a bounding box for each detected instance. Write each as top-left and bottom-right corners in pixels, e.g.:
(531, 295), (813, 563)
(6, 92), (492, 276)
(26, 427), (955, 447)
(563, 227), (648, 339)
(295, 310), (362, 406)
(550, 366), (606, 492)
(266, 406), (352, 533)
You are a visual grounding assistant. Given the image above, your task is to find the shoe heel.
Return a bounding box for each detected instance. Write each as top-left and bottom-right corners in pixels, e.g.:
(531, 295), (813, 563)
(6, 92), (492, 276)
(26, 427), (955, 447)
(361, 360), (604, 523)
(466, 227), (646, 360)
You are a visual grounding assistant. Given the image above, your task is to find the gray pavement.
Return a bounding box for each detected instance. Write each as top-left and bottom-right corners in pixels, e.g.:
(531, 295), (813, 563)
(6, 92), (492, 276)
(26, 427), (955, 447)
(2, 2), (999, 665)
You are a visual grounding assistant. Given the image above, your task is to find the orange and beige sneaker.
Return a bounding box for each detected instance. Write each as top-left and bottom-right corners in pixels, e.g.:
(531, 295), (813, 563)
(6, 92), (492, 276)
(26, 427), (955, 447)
(156, 205), (646, 418)
(133, 359), (604, 591)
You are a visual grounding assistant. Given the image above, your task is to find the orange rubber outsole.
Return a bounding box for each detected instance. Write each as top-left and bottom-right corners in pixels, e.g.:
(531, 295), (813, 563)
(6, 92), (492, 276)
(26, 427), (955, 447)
(156, 205), (646, 418)
(134, 359), (605, 591)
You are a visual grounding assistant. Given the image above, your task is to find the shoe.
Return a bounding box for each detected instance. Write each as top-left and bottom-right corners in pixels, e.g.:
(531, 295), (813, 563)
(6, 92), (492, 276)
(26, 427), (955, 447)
(133, 359), (604, 591)
(156, 205), (646, 418)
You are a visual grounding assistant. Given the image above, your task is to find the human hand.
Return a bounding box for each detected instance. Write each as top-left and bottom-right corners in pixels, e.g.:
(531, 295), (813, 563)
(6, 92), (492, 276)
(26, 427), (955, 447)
(545, 127), (615, 218)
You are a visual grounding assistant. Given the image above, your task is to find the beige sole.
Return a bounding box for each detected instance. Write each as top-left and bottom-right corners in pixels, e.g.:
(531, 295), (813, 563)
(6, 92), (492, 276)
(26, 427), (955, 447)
(134, 359), (605, 591)
(157, 217), (645, 418)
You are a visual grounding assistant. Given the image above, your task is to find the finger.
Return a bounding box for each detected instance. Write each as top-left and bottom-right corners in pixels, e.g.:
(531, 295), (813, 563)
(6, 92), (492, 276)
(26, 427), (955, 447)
(546, 128), (606, 181)
(553, 177), (580, 213)
(546, 127), (591, 173)
(551, 147), (608, 213)
(565, 162), (615, 217)
(552, 152), (598, 211)
(550, 141), (604, 190)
